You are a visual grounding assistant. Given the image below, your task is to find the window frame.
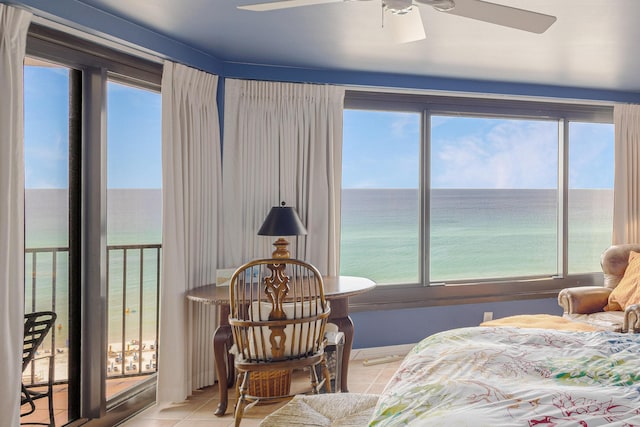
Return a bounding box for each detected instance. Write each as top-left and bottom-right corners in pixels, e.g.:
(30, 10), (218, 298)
(343, 90), (613, 312)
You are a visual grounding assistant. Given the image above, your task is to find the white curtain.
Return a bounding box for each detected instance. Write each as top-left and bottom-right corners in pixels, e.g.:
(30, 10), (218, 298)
(159, 61), (221, 402)
(0, 5), (31, 425)
(222, 79), (344, 275)
(612, 104), (640, 245)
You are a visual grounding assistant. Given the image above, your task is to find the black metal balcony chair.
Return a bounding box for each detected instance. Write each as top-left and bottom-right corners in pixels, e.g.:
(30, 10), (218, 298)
(21, 311), (57, 427)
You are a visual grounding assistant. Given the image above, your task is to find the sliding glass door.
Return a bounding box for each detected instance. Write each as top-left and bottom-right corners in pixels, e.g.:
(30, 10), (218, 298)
(105, 80), (162, 400)
(23, 58), (71, 425)
(24, 24), (162, 423)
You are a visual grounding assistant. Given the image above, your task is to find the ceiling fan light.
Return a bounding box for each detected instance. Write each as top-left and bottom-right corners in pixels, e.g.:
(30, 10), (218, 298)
(385, 3), (426, 43)
(384, 0), (413, 14)
(415, 0), (455, 12)
(388, 5), (413, 15)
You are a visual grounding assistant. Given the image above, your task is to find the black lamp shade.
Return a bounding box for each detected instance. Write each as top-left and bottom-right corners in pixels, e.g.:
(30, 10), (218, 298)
(258, 205), (308, 236)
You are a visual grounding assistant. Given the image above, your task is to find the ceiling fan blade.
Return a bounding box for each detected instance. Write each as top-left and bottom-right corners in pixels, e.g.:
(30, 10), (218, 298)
(435, 0), (557, 34)
(238, 0), (343, 11)
(385, 7), (426, 43)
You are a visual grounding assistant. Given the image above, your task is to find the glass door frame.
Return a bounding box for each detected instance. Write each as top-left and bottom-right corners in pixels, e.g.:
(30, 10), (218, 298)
(26, 22), (162, 423)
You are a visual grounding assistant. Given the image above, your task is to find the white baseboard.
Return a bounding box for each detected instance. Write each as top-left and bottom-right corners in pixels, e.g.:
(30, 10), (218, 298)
(350, 343), (415, 361)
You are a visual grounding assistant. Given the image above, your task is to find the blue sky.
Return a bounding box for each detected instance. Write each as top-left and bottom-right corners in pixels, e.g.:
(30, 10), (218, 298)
(24, 66), (161, 189)
(24, 67), (69, 189)
(106, 81), (162, 188)
(342, 109), (614, 190)
(24, 66), (613, 190)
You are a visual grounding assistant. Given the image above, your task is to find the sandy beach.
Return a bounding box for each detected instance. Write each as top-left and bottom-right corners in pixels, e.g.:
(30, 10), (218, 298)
(106, 339), (158, 377)
(23, 339), (158, 385)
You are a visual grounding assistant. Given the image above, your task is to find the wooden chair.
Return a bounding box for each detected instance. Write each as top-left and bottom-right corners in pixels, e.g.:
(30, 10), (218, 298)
(22, 311), (57, 427)
(229, 259), (331, 426)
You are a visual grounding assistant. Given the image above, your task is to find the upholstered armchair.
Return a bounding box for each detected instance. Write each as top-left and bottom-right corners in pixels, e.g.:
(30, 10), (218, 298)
(558, 244), (640, 332)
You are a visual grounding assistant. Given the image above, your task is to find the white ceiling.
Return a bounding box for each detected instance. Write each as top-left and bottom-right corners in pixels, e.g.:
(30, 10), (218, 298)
(72, 0), (640, 93)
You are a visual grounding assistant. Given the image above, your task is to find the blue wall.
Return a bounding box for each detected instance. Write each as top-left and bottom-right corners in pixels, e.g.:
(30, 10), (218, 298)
(351, 297), (562, 348)
(4, 0), (223, 72)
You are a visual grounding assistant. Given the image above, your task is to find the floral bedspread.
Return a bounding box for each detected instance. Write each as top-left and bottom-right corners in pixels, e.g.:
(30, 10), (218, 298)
(369, 327), (640, 426)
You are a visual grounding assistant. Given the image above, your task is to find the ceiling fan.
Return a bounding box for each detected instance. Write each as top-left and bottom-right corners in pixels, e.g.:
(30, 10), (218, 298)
(237, 0), (557, 43)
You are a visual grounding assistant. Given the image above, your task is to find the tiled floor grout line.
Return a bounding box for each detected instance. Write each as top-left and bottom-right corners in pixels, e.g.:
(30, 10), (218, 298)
(114, 346), (408, 427)
(122, 355), (409, 426)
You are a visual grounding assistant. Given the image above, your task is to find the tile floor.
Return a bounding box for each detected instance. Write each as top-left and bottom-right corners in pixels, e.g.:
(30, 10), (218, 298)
(120, 347), (409, 427)
(21, 374), (148, 426)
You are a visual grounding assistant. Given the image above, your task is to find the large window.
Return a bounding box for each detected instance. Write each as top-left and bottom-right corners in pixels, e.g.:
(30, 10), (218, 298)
(430, 116), (560, 282)
(341, 110), (420, 284)
(567, 122), (614, 274)
(341, 92), (614, 300)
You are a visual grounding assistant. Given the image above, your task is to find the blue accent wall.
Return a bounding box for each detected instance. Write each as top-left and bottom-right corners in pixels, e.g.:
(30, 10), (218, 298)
(4, 0), (223, 73)
(351, 298), (562, 348)
(222, 62), (640, 103)
(7, 0), (640, 103)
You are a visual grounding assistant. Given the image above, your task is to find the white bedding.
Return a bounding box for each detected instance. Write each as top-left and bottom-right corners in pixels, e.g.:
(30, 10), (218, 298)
(369, 327), (640, 426)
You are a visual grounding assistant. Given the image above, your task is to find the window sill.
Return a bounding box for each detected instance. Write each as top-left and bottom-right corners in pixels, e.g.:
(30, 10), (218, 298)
(348, 273), (602, 312)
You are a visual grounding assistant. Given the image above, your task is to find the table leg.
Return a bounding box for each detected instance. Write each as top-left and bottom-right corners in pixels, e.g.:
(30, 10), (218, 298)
(327, 298), (353, 393)
(213, 305), (233, 416)
(226, 346), (235, 388)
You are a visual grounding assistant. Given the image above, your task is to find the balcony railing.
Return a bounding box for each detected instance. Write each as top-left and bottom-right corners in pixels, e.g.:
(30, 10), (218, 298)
(24, 244), (162, 386)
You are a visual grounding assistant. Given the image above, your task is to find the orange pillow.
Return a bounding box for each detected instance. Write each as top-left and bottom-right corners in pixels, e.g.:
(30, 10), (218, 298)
(606, 251), (640, 311)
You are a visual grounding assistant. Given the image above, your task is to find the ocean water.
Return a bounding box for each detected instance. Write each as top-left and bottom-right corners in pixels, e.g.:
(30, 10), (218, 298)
(26, 187), (613, 346)
(25, 188), (162, 348)
(25, 188), (162, 248)
(340, 188), (613, 284)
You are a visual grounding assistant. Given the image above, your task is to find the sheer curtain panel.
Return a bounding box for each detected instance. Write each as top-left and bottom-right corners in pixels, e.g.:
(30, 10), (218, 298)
(0, 5), (32, 425)
(159, 61), (221, 402)
(613, 104), (640, 245)
(222, 79), (344, 274)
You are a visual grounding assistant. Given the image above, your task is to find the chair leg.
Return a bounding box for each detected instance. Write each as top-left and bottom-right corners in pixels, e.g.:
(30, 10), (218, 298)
(312, 360), (331, 394)
(21, 383), (36, 417)
(309, 364), (320, 394)
(321, 360), (332, 394)
(47, 355), (55, 427)
(21, 384), (55, 427)
(312, 359), (332, 393)
(41, 385), (55, 427)
(234, 372), (249, 427)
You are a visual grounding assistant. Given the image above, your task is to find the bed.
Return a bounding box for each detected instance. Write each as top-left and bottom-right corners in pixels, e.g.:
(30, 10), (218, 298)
(369, 323), (640, 426)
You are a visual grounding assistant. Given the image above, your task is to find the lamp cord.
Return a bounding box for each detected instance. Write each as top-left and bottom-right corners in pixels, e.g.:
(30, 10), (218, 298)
(278, 136), (282, 206)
